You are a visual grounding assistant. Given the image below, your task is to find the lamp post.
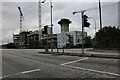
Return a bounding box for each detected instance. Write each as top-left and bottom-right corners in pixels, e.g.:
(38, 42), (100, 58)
(118, 1), (120, 29)
(42, 0), (53, 54)
(88, 17), (97, 49)
(73, 10), (86, 54)
(99, 0), (102, 29)
(88, 17), (97, 33)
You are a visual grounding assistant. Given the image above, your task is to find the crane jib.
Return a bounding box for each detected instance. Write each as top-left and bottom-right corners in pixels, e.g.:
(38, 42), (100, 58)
(18, 7), (23, 16)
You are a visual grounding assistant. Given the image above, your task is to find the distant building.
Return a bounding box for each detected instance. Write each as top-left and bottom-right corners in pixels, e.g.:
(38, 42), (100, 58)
(27, 26), (57, 48)
(13, 31), (30, 48)
(13, 34), (20, 48)
(57, 31), (87, 48)
(41, 34), (57, 48)
(47, 27), (52, 34)
(19, 31), (30, 48)
(58, 18), (71, 33)
(70, 31), (87, 46)
(57, 32), (69, 48)
(28, 30), (39, 42)
(13, 27), (53, 48)
(41, 26), (57, 48)
(57, 18), (88, 48)
(42, 25), (52, 35)
(27, 30), (39, 48)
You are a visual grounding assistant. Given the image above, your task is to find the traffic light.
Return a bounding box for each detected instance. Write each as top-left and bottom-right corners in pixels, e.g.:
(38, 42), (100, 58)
(42, 25), (48, 34)
(83, 15), (90, 27)
(44, 26), (48, 34)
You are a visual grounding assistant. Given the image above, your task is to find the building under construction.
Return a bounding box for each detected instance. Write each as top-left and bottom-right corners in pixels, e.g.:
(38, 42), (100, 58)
(13, 26), (57, 49)
(13, 34), (20, 48)
(13, 31), (30, 49)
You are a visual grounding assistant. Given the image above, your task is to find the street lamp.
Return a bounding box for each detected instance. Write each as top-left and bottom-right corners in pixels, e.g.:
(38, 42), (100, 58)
(88, 17), (97, 33)
(42, 0), (53, 54)
(99, 0), (102, 29)
(73, 10), (86, 54)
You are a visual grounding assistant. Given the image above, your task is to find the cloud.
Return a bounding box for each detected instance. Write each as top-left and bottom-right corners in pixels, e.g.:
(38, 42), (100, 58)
(1, 1), (119, 44)
(2, 0), (119, 2)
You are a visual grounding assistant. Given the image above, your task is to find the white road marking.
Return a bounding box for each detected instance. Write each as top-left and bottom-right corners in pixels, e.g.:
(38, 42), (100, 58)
(63, 65), (120, 77)
(61, 57), (88, 65)
(20, 69), (40, 74)
(61, 58), (120, 77)
(2, 68), (41, 78)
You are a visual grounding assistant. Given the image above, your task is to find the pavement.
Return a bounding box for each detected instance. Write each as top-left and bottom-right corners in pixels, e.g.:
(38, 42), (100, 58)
(39, 48), (120, 59)
(1, 49), (120, 79)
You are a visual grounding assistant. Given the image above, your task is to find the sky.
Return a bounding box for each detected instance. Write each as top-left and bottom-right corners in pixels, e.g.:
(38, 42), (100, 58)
(0, 0), (119, 45)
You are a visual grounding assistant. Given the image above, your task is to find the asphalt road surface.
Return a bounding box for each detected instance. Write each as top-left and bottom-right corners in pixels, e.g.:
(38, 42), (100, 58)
(1, 49), (119, 78)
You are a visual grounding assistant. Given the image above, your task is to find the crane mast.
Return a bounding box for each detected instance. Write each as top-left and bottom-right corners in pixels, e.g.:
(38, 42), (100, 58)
(38, 0), (42, 41)
(18, 7), (23, 33)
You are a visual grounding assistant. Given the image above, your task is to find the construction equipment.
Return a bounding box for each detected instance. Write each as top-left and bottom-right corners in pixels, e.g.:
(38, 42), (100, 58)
(18, 7), (24, 33)
(38, 0), (42, 41)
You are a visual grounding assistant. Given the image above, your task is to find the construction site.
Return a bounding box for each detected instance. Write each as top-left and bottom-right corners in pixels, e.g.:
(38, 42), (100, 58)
(13, 1), (91, 49)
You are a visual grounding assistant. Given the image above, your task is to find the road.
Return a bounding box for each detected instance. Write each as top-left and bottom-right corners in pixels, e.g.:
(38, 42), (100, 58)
(1, 49), (119, 78)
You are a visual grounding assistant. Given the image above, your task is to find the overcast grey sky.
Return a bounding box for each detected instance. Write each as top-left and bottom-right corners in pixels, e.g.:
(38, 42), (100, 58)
(1, 0), (119, 44)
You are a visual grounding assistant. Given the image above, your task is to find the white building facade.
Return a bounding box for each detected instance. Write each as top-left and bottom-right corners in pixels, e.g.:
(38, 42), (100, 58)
(57, 31), (87, 48)
(57, 32), (68, 48)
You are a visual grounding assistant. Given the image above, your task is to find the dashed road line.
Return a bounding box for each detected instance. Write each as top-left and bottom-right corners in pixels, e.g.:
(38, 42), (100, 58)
(61, 57), (119, 77)
(19, 69), (40, 74)
(2, 68), (41, 78)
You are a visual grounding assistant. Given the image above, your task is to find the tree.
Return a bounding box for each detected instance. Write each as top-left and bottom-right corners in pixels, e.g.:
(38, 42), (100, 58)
(6, 43), (16, 49)
(84, 36), (92, 48)
(95, 26), (120, 50)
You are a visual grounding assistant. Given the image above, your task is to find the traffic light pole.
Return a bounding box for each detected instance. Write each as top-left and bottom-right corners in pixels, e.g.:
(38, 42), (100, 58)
(81, 11), (85, 54)
(73, 10), (86, 54)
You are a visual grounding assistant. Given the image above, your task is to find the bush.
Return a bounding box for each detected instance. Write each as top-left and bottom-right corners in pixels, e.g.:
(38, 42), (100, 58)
(94, 26), (120, 50)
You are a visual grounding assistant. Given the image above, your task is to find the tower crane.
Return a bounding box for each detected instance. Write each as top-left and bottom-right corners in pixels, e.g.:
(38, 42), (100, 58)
(18, 7), (24, 33)
(38, 0), (46, 41)
(38, 0), (42, 41)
